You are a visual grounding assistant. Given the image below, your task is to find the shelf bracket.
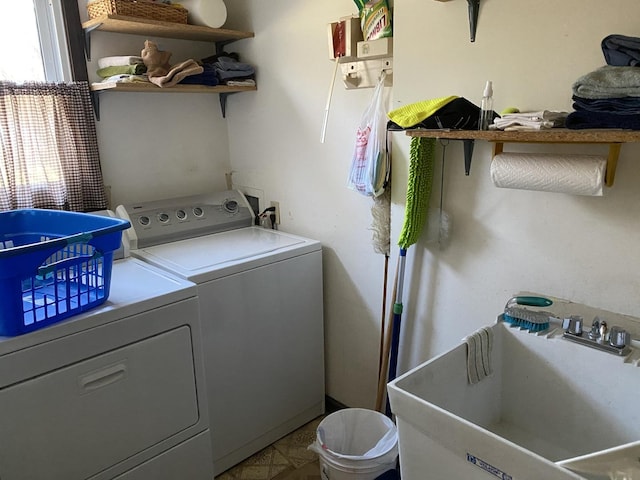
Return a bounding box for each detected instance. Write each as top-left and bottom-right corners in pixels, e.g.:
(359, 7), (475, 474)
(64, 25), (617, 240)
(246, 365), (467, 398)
(91, 91), (101, 121)
(83, 24), (102, 62)
(606, 143), (621, 187)
(219, 92), (237, 118)
(463, 139), (475, 175)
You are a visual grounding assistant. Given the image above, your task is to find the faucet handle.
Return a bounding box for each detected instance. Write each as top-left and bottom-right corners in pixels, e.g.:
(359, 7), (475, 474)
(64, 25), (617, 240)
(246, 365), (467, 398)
(563, 315), (583, 336)
(609, 326), (630, 349)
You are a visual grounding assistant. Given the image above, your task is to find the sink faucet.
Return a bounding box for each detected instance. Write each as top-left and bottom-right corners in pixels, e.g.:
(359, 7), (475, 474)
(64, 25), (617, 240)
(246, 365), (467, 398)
(562, 316), (632, 356)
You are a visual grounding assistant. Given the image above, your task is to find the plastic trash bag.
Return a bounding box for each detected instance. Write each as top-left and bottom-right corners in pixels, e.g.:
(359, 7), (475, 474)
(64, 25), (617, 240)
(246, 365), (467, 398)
(347, 73), (389, 197)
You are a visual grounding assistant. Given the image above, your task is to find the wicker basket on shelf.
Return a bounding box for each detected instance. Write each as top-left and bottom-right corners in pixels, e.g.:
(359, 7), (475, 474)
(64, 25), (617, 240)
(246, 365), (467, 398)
(87, 0), (188, 24)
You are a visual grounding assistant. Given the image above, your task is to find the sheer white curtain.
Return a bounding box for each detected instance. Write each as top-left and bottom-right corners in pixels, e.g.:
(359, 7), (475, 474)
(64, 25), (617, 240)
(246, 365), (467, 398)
(0, 81), (107, 211)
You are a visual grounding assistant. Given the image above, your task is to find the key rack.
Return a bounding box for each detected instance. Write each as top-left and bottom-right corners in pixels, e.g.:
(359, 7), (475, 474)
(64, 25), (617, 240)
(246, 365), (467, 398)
(405, 128), (640, 187)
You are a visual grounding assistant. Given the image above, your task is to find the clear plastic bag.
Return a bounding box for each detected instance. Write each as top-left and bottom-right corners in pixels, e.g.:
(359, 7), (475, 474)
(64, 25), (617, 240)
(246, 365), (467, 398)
(347, 73), (389, 197)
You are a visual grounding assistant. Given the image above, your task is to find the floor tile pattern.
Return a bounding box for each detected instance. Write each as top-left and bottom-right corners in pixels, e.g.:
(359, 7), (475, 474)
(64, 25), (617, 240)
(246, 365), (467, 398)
(215, 416), (323, 480)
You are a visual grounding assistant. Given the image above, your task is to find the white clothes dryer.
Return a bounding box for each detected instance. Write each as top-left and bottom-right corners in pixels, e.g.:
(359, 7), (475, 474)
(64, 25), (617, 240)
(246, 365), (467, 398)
(116, 190), (325, 476)
(0, 254), (213, 480)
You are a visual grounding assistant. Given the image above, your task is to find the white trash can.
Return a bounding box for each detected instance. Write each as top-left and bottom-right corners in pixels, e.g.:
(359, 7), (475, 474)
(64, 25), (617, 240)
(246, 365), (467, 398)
(309, 408), (398, 480)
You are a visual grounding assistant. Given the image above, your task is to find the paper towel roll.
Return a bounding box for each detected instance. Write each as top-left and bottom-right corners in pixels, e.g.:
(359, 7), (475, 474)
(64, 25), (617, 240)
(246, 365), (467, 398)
(490, 152), (608, 196)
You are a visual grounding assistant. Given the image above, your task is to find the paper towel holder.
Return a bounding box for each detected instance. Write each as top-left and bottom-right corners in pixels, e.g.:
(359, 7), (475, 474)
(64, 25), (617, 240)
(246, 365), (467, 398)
(492, 141), (621, 188)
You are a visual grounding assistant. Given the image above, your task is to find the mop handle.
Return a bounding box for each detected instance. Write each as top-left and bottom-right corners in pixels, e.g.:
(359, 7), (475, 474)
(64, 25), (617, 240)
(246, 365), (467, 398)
(395, 249), (407, 303)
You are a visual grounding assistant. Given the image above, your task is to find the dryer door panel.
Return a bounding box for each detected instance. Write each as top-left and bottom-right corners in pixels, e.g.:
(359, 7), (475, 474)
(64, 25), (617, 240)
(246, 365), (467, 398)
(0, 326), (199, 480)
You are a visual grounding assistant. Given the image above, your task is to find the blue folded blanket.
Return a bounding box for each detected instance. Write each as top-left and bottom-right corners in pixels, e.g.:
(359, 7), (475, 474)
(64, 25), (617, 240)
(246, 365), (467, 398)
(602, 34), (640, 67)
(178, 64), (219, 86)
(572, 95), (640, 114)
(566, 110), (640, 130)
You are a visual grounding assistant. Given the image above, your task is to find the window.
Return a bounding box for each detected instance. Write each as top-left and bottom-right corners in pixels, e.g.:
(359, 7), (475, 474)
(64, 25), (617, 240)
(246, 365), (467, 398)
(0, 0), (72, 83)
(0, 1), (106, 212)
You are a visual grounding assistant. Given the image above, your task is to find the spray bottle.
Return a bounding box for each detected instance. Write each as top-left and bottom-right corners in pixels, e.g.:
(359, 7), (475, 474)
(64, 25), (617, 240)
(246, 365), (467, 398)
(478, 80), (493, 130)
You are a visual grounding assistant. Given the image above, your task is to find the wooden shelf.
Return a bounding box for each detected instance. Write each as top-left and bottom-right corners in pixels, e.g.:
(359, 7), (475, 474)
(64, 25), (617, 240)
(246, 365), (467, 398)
(90, 82), (256, 94)
(405, 128), (640, 144)
(82, 15), (254, 43)
(404, 128), (640, 187)
(83, 15), (257, 119)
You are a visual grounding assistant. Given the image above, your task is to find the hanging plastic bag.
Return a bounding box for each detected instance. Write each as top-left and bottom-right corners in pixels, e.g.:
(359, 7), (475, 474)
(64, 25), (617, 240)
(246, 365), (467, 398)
(347, 73), (389, 197)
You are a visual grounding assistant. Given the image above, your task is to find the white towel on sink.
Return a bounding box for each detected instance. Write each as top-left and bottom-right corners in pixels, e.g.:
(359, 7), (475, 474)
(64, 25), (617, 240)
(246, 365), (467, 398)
(464, 326), (494, 384)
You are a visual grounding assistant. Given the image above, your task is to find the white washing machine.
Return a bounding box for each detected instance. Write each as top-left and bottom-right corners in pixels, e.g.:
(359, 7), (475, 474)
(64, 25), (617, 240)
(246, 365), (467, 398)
(116, 190), (325, 475)
(0, 248), (214, 479)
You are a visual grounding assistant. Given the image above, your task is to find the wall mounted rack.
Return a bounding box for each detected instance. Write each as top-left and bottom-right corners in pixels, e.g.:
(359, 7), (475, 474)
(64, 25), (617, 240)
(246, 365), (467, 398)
(405, 128), (640, 187)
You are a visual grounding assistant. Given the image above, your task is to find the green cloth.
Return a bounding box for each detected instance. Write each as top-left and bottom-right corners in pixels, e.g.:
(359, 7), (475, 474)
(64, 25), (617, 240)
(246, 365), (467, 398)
(97, 64), (146, 78)
(388, 96), (458, 128)
(398, 137), (435, 249)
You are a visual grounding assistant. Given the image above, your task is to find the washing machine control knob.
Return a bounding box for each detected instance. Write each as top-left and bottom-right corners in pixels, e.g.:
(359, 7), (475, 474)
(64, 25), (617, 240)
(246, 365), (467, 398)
(157, 212), (170, 223)
(223, 199), (239, 214)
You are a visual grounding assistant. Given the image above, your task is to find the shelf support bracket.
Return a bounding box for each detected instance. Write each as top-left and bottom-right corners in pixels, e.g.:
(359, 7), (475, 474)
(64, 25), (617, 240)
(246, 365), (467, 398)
(606, 143), (621, 187)
(91, 91), (101, 121)
(219, 92), (237, 118)
(463, 139), (475, 175)
(83, 24), (102, 62)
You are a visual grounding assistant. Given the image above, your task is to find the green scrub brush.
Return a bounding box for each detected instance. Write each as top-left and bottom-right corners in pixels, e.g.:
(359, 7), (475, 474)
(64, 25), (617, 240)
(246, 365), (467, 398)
(503, 296), (556, 332)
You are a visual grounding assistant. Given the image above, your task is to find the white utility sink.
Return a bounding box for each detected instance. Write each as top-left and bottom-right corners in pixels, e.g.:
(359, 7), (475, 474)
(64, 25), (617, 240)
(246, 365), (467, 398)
(388, 297), (640, 480)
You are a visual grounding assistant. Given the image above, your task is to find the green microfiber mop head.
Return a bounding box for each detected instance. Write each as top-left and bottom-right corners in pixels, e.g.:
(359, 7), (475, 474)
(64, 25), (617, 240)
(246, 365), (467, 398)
(398, 137), (436, 250)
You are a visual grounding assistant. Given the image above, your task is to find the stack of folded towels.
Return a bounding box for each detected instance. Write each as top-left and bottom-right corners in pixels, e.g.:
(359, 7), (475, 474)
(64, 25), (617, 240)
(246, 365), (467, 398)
(201, 53), (256, 87)
(491, 111), (567, 131)
(96, 56), (148, 84)
(567, 34), (640, 130)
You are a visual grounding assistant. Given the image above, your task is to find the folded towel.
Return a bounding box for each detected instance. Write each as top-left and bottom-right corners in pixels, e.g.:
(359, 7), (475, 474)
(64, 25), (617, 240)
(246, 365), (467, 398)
(464, 326), (493, 385)
(492, 110), (567, 130)
(572, 95), (640, 114)
(99, 74), (150, 84)
(213, 56), (256, 81)
(148, 59), (204, 88)
(178, 64), (219, 86)
(602, 34), (640, 67)
(225, 79), (256, 87)
(97, 56), (143, 69)
(213, 56), (255, 72)
(388, 96), (458, 129)
(573, 66), (640, 99)
(566, 109), (640, 130)
(388, 97), (485, 131)
(97, 64), (147, 78)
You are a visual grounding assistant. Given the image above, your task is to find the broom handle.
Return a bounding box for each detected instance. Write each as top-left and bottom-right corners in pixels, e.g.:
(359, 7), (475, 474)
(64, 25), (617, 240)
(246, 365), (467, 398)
(375, 256), (399, 412)
(377, 254), (389, 377)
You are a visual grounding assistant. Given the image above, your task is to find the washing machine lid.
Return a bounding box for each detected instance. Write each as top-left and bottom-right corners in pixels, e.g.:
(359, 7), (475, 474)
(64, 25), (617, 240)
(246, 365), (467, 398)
(132, 226), (320, 283)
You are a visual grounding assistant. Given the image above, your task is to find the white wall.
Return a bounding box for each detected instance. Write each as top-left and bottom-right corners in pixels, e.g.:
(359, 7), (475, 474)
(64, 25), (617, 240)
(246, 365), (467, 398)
(223, 0), (640, 408)
(85, 0), (640, 408)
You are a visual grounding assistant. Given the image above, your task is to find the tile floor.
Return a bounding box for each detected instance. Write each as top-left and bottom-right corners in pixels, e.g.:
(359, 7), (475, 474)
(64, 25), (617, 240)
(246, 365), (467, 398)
(215, 416), (323, 480)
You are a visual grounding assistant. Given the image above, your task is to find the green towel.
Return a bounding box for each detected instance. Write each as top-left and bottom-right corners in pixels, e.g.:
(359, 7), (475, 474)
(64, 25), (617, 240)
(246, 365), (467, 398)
(388, 96), (458, 128)
(97, 64), (147, 78)
(398, 137), (435, 249)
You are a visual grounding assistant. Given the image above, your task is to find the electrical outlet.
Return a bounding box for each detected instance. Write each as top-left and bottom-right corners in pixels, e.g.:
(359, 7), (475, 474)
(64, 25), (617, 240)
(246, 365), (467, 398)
(270, 201), (280, 225)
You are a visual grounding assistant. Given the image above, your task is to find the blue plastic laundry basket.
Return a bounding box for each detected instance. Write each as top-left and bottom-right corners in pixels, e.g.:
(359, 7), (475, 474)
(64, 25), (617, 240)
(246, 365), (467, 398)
(0, 209), (130, 336)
